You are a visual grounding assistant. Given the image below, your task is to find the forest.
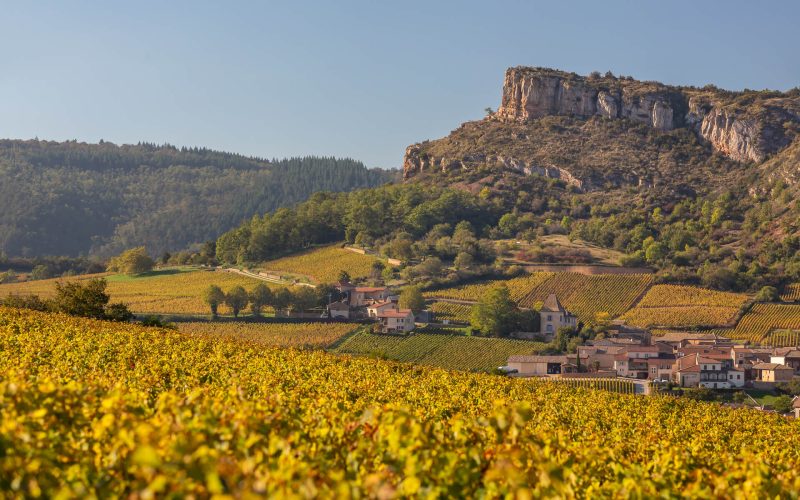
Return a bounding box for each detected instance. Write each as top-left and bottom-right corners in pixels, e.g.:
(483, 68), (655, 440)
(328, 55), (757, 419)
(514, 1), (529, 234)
(0, 139), (395, 258)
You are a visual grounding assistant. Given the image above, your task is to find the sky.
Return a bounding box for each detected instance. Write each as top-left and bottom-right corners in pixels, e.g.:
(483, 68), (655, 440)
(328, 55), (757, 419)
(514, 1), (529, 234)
(1, 1), (798, 169)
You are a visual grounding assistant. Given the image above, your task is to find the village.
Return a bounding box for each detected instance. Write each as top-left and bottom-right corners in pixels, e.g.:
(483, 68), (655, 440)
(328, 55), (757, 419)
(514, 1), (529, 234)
(323, 277), (800, 416)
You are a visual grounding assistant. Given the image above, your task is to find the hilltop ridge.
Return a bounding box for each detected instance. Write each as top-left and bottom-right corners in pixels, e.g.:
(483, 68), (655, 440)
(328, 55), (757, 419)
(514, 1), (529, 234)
(403, 67), (800, 191)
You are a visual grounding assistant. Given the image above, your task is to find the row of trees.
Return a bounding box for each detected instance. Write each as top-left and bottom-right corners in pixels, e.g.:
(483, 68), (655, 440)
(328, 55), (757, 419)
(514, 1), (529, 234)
(202, 283), (342, 319)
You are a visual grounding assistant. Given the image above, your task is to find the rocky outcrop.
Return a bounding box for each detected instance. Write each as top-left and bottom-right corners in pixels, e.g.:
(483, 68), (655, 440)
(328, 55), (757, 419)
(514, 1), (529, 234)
(497, 67), (679, 131)
(403, 67), (800, 183)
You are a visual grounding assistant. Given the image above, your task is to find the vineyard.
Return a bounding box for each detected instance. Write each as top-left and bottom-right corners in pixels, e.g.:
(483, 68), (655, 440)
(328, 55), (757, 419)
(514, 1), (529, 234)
(428, 301), (473, 324)
(2, 307), (800, 496)
(177, 321), (360, 349)
(0, 268), (268, 315)
(716, 303), (800, 344)
(259, 244), (379, 284)
(424, 273), (554, 302)
(620, 285), (748, 328)
(426, 272), (652, 324)
(331, 331), (547, 372)
(548, 378), (636, 394)
(762, 330), (800, 348)
(517, 273), (653, 323)
(781, 283), (800, 302)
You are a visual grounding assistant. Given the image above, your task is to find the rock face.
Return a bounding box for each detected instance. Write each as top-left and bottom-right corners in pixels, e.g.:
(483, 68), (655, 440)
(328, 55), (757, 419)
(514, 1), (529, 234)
(497, 67), (679, 131)
(403, 67), (800, 181)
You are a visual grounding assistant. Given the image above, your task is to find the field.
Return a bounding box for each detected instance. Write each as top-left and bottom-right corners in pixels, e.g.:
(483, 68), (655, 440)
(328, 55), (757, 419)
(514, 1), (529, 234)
(781, 283), (800, 302)
(715, 303), (800, 345)
(331, 330), (547, 372)
(762, 330), (800, 348)
(517, 273), (653, 322)
(3, 307), (800, 496)
(426, 272), (652, 323)
(424, 273), (554, 302)
(177, 321), (360, 349)
(0, 268), (270, 315)
(259, 244), (379, 284)
(428, 301), (473, 324)
(620, 285), (748, 328)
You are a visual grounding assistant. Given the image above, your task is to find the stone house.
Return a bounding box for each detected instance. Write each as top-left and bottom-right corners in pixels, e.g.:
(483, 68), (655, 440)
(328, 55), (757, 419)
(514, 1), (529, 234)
(770, 348), (800, 373)
(367, 299), (398, 318)
(326, 301), (350, 320)
(751, 362), (795, 384)
(376, 309), (415, 334)
(672, 353), (744, 389)
(539, 294), (577, 335)
(506, 355), (579, 376)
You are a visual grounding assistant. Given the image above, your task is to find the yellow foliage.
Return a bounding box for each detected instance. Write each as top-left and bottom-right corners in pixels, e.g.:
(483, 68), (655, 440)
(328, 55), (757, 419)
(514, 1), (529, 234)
(260, 244), (380, 284)
(2, 307), (800, 496)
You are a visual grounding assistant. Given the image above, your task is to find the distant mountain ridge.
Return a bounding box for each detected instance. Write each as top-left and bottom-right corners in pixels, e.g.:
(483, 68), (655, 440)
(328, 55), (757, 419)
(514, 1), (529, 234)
(0, 140), (396, 258)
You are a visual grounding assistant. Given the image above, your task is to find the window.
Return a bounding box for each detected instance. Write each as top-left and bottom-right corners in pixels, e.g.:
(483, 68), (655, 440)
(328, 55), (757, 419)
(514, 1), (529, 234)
(546, 324), (553, 333)
(547, 315), (552, 321)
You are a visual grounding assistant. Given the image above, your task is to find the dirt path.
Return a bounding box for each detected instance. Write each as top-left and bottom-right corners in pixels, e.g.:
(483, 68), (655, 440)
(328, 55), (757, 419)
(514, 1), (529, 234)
(219, 267), (317, 288)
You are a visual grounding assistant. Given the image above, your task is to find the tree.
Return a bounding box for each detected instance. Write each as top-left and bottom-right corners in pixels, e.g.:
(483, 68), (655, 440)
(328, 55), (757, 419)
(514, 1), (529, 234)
(104, 302), (134, 322)
(30, 264), (52, 281)
(754, 286), (779, 303)
(203, 285), (225, 319)
(484, 107), (494, 116)
(53, 278), (113, 320)
(225, 286), (249, 318)
(107, 247), (154, 275)
(470, 285), (517, 337)
(291, 287), (318, 313)
(272, 287), (294, 314)
(772, 395), (793, 414)
(370, 260), (385, 280)
(249, 283), (273, 317)
(315, 283), (344, 308)
(337, 271), (351, 284)
(400, 286), (425, 315)
(454, 251), (474, 270)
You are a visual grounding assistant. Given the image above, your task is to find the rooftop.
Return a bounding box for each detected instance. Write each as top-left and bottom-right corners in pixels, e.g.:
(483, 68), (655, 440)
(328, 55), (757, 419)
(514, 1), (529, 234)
(508, 355), (568, 364)
(752, 362), (795, 371)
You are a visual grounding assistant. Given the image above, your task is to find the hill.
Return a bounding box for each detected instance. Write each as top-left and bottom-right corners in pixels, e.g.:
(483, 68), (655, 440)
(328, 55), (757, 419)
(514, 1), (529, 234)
(3, 306), (800, 496)
(399, 67), (800, 290)
(0, 140), (395, 258)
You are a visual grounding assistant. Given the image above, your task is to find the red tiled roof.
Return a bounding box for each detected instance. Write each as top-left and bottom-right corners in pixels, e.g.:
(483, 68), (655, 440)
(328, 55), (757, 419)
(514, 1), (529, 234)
(377, 309), (413, 319)
(368, 301), (394, 308)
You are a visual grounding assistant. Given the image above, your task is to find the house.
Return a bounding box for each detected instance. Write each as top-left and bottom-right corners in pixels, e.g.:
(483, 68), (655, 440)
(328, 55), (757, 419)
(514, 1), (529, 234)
(506, 355), (579, 376)
(613, 345), (673, 379)
(751, 362), (795, 384)
(770, 348), (800, 373)
(672, 353), (744, 389)
(655, 332), (732, 349)
(350, 286), (390, 307)
(604, 323), (650, 345)
(577, 345), (628, 371)
(539, 294), (577, 335)
(647, 355), (677, 381)
(367, 299), (398, 318)
(376, 308), (415, 334)
(794, 397), (800, 419)
(326, 301), (350, 320)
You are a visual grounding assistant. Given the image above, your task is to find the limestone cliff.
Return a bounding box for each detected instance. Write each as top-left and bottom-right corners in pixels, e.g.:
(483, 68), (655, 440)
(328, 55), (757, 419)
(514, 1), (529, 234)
(403, 67), (800, 185)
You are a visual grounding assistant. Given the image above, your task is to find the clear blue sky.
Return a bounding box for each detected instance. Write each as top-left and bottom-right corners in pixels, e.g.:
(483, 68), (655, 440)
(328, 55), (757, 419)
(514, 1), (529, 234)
(1, 1), (798, 168)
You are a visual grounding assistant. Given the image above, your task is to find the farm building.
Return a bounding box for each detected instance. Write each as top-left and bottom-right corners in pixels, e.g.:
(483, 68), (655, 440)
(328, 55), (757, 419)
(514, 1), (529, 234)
(376, 309), (415, 334)
(506, 355), (580, 376)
